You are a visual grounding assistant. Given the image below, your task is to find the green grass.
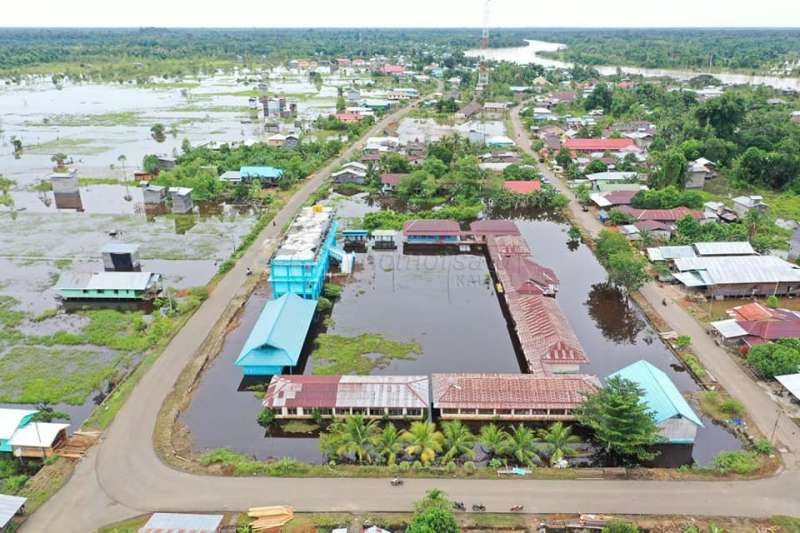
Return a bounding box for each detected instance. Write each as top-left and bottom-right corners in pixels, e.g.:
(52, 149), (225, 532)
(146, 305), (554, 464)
(78, 177), (126, 186)
(25, 138), (110, 156)
(283, 513), (352, 532)
(0, 345), (126, 405)
(31, 308), (58, 322)
(26, 112), (142, 128)
(772, 515), (800, 533)
(97, 516), (149, 533)
(311, 334), (421, 375)
(281, 420), (319, 434)
(681, 353), (707, 379)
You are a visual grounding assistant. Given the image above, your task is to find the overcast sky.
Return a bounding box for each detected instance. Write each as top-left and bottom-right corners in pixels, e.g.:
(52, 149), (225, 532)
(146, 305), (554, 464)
(3, 0), (800, 28)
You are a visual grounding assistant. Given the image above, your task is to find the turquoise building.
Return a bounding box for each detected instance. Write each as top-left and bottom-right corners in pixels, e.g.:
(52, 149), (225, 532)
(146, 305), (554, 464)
(269, 206), (339, 300)
(235, 293), (318, 375)
(0, 408), (36, 453)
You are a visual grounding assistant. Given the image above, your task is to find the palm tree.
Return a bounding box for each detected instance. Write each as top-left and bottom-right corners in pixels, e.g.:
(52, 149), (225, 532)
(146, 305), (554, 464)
(506, 424), (539, 467)
(373, 422), (403, 466)
(478, 423), (510, 459)
(330, 415), (378, 464)
(401, 421), (443, 466)
(117, 154), (127, 180)
(538, 422), (582, 466)
(440, 420), (476, 463)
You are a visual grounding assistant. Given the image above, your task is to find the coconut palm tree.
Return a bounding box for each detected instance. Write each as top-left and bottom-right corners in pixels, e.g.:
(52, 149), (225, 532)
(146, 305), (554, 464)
(330, 415), (378, 464)
(401, 421), (443, 466)
(478, 423), (510, 459)
(506, 424), (539, 467)
(373, 422), (403, 466)
(538, 422), (582, 466)
(440, 420), (476, 463)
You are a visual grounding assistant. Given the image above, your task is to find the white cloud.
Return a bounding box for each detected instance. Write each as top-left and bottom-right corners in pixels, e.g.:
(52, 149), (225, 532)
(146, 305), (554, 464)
(4, 0), (800, 27)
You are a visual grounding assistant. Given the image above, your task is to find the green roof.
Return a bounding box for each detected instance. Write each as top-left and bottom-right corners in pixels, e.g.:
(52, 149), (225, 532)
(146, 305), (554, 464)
(608, 360), (703, 428)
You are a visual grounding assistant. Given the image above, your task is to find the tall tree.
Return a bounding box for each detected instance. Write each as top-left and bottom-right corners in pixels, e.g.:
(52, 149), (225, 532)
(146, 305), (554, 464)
(402, 421), (444, 465)
(505, 424), (539, 466)
(478, 423), (510, 459)
(538, 422), (582, 465)
(328, 415), (379, 464)
(440, 420), (476, 463)
(607, 252), (650, 300)
(695, 92), (746, 139)
(578, 376), (660, 462)
(373, 422), (403, 466)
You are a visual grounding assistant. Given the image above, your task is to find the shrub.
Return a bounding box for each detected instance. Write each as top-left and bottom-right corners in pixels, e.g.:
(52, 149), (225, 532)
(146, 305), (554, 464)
(602, 520), (639, 533)
(463, 461), (476, 475)
(674, 335), (692, 350)
(398, 461), (411, 472)
(753, 439), (774, 455)
(720, 399), (744, 416)
(712, 450), (759, 475)
(317, 297), (332, 312)
(323, 283), (343, 300)
(445, 461), (457, 474)
(257, 409), (275, 428)
(766, 295), (779, 309)
(747, 339), (800, 378)
(682, 354), (706, 379)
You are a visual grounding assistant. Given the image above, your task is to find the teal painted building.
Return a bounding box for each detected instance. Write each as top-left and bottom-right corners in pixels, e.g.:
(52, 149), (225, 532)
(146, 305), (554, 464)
(609, 360), (704, 445)
(55, 272), (162, 302)
(270, 206), (338, 300)
(0, 408), (36, 453)
(235, 293), (318, 375)
(240, 166), (284, 185)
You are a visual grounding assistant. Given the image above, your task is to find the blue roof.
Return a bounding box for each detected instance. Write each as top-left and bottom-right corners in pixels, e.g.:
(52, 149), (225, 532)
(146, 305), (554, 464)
(240, 166), (284, 179)
(608, 360), (704, 428)
(235, 293), (317, 373)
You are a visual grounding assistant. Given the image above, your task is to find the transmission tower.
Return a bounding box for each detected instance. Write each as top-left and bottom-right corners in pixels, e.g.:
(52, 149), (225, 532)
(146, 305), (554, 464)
(476, 0), (491, 95)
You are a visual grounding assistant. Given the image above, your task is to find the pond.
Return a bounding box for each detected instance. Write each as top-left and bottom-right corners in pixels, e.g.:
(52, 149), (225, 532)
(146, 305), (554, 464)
(181, 197), (742, 465)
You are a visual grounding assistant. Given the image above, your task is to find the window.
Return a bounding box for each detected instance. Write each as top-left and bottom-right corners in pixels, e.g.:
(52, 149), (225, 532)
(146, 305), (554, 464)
(496, 409), (512, 415)
(368, 408), (385, 417)
(351, 408), (366, 415)
(285, 407), (297, 416)
(317, 408), (332, 416)
(532, 409), (547, 415)
(387, 408), (403, 416)
(478, 409), (494, 415)
(406, 408), (422, 417)
(442, 409), (459, 415)
(550, 409), (565, 415)
(513, 409), (530, 416)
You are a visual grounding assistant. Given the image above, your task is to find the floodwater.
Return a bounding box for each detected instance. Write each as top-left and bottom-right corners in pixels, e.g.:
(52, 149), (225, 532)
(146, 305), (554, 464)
(465, 39), (800, 91)
(182, 197), (741, 465)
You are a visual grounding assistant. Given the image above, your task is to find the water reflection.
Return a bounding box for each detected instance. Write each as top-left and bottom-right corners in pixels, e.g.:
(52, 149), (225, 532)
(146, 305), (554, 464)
(584, 283), (646, 344)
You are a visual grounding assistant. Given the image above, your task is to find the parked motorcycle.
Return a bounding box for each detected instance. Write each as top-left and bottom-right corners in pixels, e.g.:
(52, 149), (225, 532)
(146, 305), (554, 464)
(472, 504), (486, 512)
(510, 505), (524, 512)
(390, 478), (403, 486)
(453, 502), (466, 511)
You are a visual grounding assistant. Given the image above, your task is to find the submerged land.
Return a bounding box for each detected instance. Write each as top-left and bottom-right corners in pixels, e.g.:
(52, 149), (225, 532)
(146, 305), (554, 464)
(0, 26), (799, 533)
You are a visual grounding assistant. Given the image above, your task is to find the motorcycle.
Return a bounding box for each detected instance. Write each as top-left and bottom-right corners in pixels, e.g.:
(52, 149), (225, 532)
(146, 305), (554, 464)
(453, 502), (466, 511)
(472, 504), (486, 512)
(390, 478), (403, 487)
(510, 505), (524, 512)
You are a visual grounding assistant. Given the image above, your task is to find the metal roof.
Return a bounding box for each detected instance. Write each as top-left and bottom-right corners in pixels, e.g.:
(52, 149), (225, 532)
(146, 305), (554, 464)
(402, 219), (460, 236)
(693, 241), (756, 256)
(0, 408), (36, 440)
(235, 294), (318, 370)
(264, 375), (430, 409)
(673, 255), (800, 286)
(647, 246), (696, 262)
(9, 422), (68, 448)
(585, 171), (638, 181)
(100, 243), (139, 255)
(55, 271), (158, 291)
(274, 206), (334, 261)
(469, 219), (521, 237)
(241, 166), (284, 179)
(776, 373), (800, 401)
(710, 319), (749, 339)
(432, 373), (600, 410)
(608, 360), (703, 428)
(488, 235), (531, 256)
(0, 494), (26, 528)
(140, 512), (223, 533)
(169, 187), (193, 196)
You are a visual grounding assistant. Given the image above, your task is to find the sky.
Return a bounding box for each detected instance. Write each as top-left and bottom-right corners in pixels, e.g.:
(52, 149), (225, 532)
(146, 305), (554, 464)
(3, 0), (800, 28)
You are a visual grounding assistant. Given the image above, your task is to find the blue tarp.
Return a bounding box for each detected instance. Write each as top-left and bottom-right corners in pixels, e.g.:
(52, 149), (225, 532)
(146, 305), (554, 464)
(235, 293), (317, 375)
(608, 360), (704, 428)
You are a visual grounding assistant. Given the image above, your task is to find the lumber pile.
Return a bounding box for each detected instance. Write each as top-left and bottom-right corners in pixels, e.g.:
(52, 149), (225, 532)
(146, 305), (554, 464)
(247, 505), (295, 531)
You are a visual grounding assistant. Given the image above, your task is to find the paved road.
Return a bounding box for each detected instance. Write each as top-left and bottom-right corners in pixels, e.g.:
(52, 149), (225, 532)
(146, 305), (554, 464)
(23, 101), (800, 533)
(510, 102), (800, 465)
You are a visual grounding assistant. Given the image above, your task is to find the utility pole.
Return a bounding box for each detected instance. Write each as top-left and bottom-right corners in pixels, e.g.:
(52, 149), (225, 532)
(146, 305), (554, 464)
(476, 0), (491, 95)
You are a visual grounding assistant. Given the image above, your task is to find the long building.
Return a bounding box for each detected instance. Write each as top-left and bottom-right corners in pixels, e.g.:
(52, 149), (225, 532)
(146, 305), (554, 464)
(263, 375), (430, 419)
(672, 255), (800, 298)
(432, 373), (599, 421)
(269, 206), (338, 300)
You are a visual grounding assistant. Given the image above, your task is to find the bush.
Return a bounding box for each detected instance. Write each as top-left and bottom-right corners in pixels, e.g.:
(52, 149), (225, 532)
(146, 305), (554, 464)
(753, 439), (774, 455)
(608, 208), (635, 226)
(317, 297), (332, 313)
(445, 461), (457, 474)
(747, 339), (800, 378)
(712, 450), (759, 475)
(463, 461), (476, 475)
(682, 354), (706, 379)
(719, 398), (744, 416)
(602, 520), (639, 533)
(674, 335), (692, 350)
(323, 283), (343, 300)
(257, 409), (275, 428)
(399, 461), (411, 472)
(766, 295), (779, 309)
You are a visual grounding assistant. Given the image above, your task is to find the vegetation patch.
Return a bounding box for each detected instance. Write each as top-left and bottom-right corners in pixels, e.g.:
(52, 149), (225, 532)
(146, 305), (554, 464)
(311, 333), (421, 375)
(25, 138), (110, 156)
(0, 345), (125, 405)
(281, 420), (319, 434)
(26, 112), (142, 128)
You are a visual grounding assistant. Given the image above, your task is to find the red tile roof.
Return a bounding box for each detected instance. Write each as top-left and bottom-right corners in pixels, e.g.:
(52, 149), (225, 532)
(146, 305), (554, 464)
(361, 153), (382, 162)
(382, 64), (405, 74)
(730, 302), (776, 322)
(511, 295), (588, 372)
(264, 375), (340, 408)
(489, 235), (531, 256)
(602, 191), (637, 206)
(499, 257), (559, 297)
(432, 373), (599, 411)
(469, 219), (521, 237)
(380, 173), (409, 186)
(335, 112), (362, 122)
(264, 375), (430, 409)
(738, 319), (800, 341)
(503, 180), (542, 194)
(402, 219), (461, 236)
(633, 220), (674, 233)
(565, 138), (636, 152)
(618, 205), (702, 222)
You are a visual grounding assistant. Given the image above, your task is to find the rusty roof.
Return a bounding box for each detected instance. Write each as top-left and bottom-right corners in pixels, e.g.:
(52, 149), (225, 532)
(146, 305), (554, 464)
(402, 219), (461, 236)
(618, 205), (702, 222)
(487, 235), (531, 256)
(497, 257), (559, 297)
(565, 138), (635, 151)
(511, 295), (589, 371)
(730, 302), (776, 322)
(432, 373), (599, 410)
(469, 219), (521, 237)
(264, 375), (430, 410)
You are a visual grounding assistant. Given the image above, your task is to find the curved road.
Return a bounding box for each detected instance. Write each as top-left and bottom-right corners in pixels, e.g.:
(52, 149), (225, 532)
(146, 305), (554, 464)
(24, 101), (800, 533)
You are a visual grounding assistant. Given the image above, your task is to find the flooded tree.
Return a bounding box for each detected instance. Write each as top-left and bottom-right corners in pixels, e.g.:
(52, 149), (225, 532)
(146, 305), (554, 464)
(150, 123), (166, 142)
(585, 283), (645, 344)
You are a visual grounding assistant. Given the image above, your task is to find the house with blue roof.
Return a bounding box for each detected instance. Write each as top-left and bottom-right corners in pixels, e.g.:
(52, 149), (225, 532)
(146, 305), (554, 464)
(235, 293), (318, 376)
(609, 360), (704, 465)
(0, 408), (37, 453)
(239, 166), (285, 186)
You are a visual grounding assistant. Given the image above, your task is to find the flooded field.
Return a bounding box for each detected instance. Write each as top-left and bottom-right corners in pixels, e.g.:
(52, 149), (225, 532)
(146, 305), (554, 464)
(181, 197), (742, 465)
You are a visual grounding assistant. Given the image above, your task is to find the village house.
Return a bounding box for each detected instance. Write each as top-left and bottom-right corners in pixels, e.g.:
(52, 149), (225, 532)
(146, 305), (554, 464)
(564, 138), (639, 156)
(142, 183), (167, 205)
(732, 195), (769, 217)
(703, 201), (739, 223)
(332, 161), (368, 184)
(609, 360), (704, 467)
(55, 271), (163, 304)
(139, 513), (224, 533)
(402, 219), (461, 244)
(432, 373), (600, 422)
(533, 107), (558, 121)
(589, 190), (638, 208)
(710, 301), (800, 351)
(503, 180), (541, 195)
(380, 172), (408, 193)
(685, 157), (717, 189)
(0, 408), (69, 459)
(672, 255), (800, 298)
(584, 171), (639, 191)
(0, 494), (26, 532)
(617, 205), (703, 224)
(231, 166), (285, 186)
(456, 101), (482, 120)
(169, 187), (194, 214)
(547, 91), (577, 105)
(263, 375), (430, 419)
(101, 243), (141, 272)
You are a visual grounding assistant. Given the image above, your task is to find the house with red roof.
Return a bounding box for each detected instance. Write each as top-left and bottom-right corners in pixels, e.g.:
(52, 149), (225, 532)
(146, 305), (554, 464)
(402, 220), (461, 243)
(617, 205), (703, 223)
(380, 173), (409, 193)
(503, 180), (542, 195)
(565, 138), (638, 154)
(432, 373), (599, 421)
(381, 64), (405, 75)
(334, 112), (364, 123)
